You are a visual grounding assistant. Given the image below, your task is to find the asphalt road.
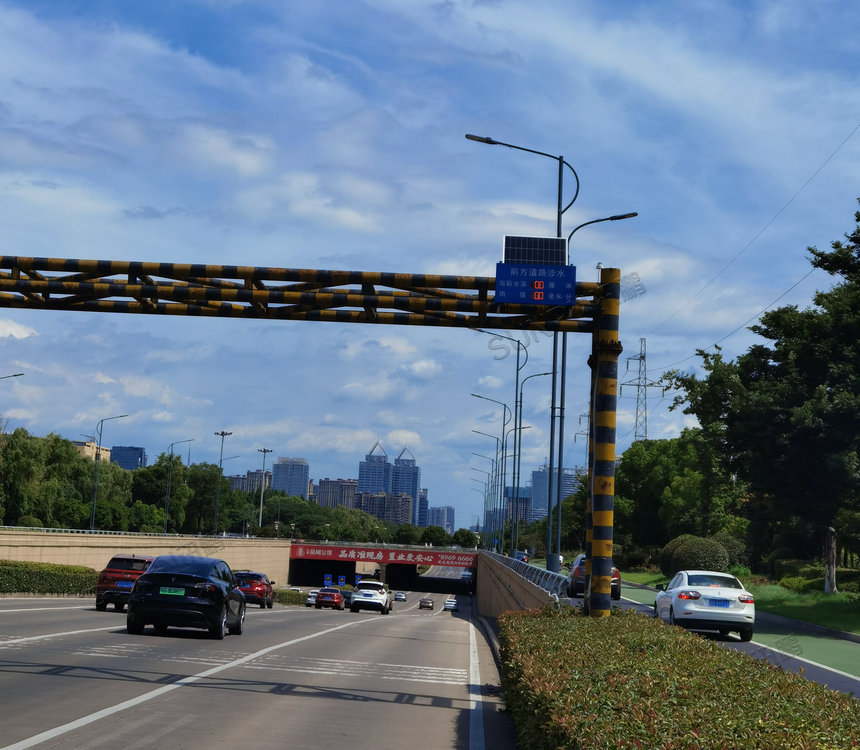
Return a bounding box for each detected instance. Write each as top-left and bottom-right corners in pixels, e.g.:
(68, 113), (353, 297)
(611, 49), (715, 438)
(0, 593), (516, 750)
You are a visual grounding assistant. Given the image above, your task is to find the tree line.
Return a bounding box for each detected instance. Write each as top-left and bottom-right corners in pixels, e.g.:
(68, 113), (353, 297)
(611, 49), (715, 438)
(0, 431), (477, 548)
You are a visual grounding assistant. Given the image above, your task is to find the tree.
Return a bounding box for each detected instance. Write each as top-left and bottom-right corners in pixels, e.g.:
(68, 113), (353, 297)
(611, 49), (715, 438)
(452, 528), (478, 548)
(420, 525), (450, 546)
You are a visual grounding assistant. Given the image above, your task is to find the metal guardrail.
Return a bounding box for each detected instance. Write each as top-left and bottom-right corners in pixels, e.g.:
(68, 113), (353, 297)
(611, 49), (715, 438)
(482, 550), (569, 598)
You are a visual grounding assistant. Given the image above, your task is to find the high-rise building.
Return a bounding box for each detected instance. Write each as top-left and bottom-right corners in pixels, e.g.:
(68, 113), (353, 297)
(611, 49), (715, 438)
(244, 469), (271, 494)
(505, 485), (532, 524)
(428, 505), (455, 535)
(416, 488), (429, 527)
(110, 445), (147, 471)
(355, 492), (413, 525)
(317, 478), (358, 509)
(392, 447), (421, 524)
(272, 457), (310, 499)
(529, 464), (580, 521)
(358, 441), (392, 494)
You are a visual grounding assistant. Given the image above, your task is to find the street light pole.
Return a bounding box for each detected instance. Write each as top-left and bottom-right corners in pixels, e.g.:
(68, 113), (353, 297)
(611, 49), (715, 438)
(0, 373), (24, 380)
(213, 430), (232, 534)
(472, 430), (502, 548)
(466, 133), (580, 573)
(514, 371), (552, 553)
(257, 447), (273, 527)
(471, 393), (511, 551)
(164, 438), (194, 533)
(89, 413), (128, 530)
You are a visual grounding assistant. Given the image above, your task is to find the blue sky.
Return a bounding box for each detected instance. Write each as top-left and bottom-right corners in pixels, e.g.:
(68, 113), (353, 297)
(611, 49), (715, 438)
(1, 1), (858, 532)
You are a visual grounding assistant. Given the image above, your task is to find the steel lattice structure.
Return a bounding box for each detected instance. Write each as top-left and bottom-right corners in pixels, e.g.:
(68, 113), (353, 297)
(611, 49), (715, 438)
(0, 256), (602, 332)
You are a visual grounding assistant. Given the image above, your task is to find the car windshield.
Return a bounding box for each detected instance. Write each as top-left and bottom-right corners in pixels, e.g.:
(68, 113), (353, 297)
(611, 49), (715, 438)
(687, 574), (742, 588)
(236, 574), (262, 581)
(147, 556), (215, 577)
(108, 557), (151, 572)
(319, 588), (339, 594)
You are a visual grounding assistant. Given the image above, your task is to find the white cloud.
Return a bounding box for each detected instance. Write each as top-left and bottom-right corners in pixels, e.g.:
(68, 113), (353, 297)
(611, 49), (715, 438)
(0, 319), (37, 339)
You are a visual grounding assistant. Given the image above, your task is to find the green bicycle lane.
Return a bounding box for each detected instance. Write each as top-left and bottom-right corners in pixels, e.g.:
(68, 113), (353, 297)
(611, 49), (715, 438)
(619, 583), (860, 681)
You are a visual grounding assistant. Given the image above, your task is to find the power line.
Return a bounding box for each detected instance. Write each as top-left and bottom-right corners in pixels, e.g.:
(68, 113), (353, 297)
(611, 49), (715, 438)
(647, 120), (860, 339)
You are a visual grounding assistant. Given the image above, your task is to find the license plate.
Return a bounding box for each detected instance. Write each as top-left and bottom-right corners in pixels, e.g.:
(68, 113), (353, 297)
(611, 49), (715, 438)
(116, 580), (134, 588)
(362, 592), (373, 597)
(159, 586), (185, 596)
(708, 599), (730, 607)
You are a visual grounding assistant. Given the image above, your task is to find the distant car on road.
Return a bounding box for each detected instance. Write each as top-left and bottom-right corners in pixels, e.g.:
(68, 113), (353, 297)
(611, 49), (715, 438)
(305, 589), (320, 607)
(567, 553), (621, 600)
(394, 591), (408, 602)
(350, 580), (392, 614)
(655, 570), (755, 642)
(234, 570), (275, 609)
(126, 554), (245, 639)
(419, 597), (434, 610)
(96, 553), (154, 612)
(443, 598), (458, 612)
(315, 587), (345, 610)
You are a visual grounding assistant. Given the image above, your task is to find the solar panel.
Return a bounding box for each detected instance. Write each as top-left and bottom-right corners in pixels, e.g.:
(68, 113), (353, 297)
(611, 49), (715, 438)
(503, 236), (567, 266)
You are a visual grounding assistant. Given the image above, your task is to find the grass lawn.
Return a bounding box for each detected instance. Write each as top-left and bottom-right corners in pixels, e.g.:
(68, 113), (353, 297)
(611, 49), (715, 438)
(747, 584), (860, 634)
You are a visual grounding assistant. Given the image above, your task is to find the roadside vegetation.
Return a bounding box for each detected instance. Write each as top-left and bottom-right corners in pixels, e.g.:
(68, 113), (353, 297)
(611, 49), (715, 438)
(499, 606), (860, 750)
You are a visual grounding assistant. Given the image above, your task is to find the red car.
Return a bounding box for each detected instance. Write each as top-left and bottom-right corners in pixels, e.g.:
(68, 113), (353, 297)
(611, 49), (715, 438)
(567, 554), (621, 600)
(234, 571), (275, 609)
(315, 587), (345, 610)
(96, 554), (154, 612)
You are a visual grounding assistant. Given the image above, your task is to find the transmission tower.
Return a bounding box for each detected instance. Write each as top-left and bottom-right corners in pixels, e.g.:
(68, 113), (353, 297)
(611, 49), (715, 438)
(621, 337), (660, 441)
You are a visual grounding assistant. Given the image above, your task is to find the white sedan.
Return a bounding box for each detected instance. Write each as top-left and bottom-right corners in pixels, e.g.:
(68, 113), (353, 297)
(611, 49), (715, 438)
(654, 570), (755, 641)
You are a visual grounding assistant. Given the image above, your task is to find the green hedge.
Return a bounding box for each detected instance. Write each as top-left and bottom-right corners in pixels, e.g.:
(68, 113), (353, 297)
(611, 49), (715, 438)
(498, 606), (860, 749)
(0, 559), (97, 596)
(274, 589), (306, 606)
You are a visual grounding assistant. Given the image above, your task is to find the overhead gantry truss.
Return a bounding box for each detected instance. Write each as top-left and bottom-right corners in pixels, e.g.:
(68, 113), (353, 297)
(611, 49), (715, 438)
(0, 256), (604, 332)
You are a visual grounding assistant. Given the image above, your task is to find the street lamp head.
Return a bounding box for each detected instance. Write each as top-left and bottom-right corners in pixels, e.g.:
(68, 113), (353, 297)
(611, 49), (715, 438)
(465, 133), (497, 145)
(610, 212), (638, 221)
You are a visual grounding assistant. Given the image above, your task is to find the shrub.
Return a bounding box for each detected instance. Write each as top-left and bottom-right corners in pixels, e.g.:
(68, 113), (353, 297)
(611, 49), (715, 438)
(274, 589), (306, 606)
(767, 551), (803, 578)
(498, 606), (860, 749)
(712, 531), (747, 568)
(0, 559), (97, 595)
(778, 575), (811, 593)
(671, 537), (730, 574)
(659, 534), (701, 577)
(728, 564), (751, 578)
(16, 515), (44, 528)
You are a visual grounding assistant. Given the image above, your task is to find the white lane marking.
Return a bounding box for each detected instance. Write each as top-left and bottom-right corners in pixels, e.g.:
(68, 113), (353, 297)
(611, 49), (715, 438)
(468, 615), (486, 750)
(1, 614), (455, 750)
(0, 627), (118, 646)
(0, 606), (94, 613)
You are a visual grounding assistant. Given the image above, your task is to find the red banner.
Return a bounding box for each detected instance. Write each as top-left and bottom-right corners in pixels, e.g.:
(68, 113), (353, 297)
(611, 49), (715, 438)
(290, 543), (476, 567)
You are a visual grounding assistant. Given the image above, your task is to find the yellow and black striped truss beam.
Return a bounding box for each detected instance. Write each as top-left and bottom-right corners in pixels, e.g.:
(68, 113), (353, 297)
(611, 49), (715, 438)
(0, 256), (604, 332)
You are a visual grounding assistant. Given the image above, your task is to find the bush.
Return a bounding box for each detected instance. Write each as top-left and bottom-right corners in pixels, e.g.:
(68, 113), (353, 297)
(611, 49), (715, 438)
(767, 551), (803, 578)
(498, 606), (860, 749)
(274, 589), (306, 606)
(16, 515), (44, 528)
(659, 534), (701, 577)
(0, 559), (97, 595)
(671, 537), (729, 574)
(728, 564), (751, 578)
(712, 532), (747, 568)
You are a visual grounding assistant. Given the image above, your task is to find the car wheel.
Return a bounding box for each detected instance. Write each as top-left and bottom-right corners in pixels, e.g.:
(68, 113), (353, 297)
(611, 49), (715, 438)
(96, 600), (107, 612)
(718, 628), (730, 637)
(611, 587), (621, 601)
(210, 605), (227, 640)
(669, 607), (676, 627)
(114, 602), (125, 612)
(350, 606), (359, 613)
(315, 604), (322, 609)
(126, 614), (144, 635)
(229, 604), (245, 635)
(267, 598), (273, 609)
(739, 628), (753, 642)
(154, 623), (168, 635)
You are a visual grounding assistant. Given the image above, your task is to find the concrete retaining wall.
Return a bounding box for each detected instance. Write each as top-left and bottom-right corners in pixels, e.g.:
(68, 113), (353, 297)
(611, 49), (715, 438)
(476, 551), (551, 618)
(0, 530), (292, 588)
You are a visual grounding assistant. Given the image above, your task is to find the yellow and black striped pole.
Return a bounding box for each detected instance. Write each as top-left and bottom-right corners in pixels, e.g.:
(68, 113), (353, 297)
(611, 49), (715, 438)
(587, 267), (622, 617)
